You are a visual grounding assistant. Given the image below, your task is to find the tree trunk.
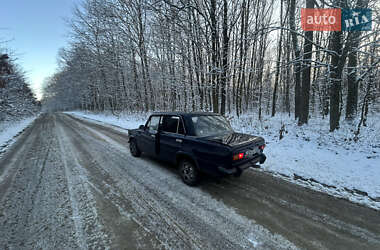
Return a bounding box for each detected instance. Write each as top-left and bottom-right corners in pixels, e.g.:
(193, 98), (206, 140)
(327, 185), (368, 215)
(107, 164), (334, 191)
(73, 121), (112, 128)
(210, 0), (219, 113)
(289, 0), (302, 119)
(220, 0), (229, 115)
(298, 0), (314, 125)
(345, 34), (359, 120)
(271, 0), (284, 117)
(329, 31), (344, 131)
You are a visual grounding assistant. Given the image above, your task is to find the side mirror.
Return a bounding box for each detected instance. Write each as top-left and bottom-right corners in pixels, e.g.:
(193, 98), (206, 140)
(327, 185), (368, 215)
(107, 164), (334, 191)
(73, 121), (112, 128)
(139, 125), (145, 130)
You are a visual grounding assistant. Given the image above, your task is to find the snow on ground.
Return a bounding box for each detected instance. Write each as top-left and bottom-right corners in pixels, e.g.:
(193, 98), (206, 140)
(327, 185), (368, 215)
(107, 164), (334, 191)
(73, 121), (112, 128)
(228, 112), (380, 209)
(229, 113), (380, 200)
(67, 110), (380, 209)
(0, 116), (37, 155)
(65, 111), (147, 131)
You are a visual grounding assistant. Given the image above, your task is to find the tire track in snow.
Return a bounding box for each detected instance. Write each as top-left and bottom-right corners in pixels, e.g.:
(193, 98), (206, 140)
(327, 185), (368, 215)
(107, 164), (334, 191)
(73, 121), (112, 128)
(56, 119), (111, 250)
(219, 177), (380, 244)
(58, 114), (199, 249)
(59, 113), (298, 249)
(66, 113), (380, 250)
(0, 114), (79, 249)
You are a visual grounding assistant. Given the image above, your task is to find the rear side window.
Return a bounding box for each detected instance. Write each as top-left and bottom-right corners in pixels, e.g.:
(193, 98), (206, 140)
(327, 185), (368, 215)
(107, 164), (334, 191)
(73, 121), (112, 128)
(177, 119), (185, 135)
(146, 116), (160, 132)
(162, 116), (184, 134)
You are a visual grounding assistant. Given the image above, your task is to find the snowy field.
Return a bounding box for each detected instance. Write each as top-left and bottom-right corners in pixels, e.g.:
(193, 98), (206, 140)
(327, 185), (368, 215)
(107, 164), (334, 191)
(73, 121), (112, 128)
(66, 111), (380, 209)
(0, 116), (38, 155)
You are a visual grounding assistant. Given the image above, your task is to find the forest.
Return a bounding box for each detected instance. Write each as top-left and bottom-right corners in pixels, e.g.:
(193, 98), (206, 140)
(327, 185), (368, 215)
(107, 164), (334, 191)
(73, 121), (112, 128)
(0, 51), (40, 122)
(42, 0), (380, 132)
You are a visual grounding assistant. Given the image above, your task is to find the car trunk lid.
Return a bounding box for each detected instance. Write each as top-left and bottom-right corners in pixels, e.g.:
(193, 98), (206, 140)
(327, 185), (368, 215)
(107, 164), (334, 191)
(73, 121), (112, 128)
(202, 132), (264, 148)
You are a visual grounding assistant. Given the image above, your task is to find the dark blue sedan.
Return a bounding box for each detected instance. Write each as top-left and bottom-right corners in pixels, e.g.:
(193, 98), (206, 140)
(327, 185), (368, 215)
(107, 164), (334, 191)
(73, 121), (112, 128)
(128, 112), (266, 186)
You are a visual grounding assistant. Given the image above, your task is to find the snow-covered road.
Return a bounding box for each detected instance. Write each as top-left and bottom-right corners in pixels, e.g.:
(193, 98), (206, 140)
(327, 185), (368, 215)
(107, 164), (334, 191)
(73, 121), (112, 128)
(0, 113), (379, 249)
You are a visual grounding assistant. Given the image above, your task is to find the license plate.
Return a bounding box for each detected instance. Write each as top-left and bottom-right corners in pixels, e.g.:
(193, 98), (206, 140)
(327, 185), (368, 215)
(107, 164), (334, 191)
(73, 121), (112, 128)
(245, 148), (259, 158)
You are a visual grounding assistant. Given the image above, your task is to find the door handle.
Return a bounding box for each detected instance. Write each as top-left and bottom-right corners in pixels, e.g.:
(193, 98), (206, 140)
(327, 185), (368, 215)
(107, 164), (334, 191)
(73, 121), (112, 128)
(176, 139), (183, 143)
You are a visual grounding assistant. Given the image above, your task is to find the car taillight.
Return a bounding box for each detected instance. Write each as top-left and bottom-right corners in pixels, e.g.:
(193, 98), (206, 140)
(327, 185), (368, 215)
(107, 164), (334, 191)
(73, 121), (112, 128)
(233, 153), (244, 161)
(259, 144), (265, 150)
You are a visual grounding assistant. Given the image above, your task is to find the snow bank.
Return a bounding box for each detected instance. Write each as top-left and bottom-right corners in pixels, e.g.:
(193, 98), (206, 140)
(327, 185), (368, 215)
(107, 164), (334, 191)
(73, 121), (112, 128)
(67, 110), (380, 208)
(65, 111), (148, 130)
(0, 116), (37, 154)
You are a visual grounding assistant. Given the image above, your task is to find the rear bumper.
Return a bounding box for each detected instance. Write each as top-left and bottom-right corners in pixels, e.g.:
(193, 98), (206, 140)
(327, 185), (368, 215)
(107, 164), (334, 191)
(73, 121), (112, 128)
(217, 153), (266, 175)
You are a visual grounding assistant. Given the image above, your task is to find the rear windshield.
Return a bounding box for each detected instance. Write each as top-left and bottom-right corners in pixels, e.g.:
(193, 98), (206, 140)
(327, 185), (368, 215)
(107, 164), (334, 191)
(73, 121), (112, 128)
(189, 115), (233, 137)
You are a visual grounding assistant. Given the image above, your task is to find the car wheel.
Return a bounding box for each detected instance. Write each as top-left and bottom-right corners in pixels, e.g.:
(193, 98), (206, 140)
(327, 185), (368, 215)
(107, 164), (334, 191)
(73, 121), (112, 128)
(130, 139), (141, 157)
(179, 159), (199, 186)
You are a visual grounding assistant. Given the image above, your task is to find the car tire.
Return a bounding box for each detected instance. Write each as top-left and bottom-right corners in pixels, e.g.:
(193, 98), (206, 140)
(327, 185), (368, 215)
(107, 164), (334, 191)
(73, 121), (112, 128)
(130, 139), (141, 157)
(179, 159), (200, 186)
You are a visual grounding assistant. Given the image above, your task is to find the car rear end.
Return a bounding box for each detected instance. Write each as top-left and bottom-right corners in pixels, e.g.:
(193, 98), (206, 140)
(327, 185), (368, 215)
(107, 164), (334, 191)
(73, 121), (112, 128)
(218, 138), (266, 176)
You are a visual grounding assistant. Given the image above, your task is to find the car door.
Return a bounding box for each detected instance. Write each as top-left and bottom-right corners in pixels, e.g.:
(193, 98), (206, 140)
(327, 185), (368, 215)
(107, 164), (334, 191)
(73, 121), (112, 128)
(159, 115), (185, 163)
(139, 115), (161, 156)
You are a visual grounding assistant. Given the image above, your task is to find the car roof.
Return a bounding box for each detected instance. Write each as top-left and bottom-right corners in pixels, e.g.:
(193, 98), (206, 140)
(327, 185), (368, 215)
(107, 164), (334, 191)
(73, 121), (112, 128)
(151, 111), (219, 117)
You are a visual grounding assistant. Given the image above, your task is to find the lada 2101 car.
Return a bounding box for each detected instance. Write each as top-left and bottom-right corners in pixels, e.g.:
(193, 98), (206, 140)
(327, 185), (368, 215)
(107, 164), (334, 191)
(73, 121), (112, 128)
(128, 112), (266, 185)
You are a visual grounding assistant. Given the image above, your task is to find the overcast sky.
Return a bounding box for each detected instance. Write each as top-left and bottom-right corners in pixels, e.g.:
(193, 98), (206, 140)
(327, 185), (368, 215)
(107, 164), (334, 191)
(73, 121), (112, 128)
(1, 0), (76, 99)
